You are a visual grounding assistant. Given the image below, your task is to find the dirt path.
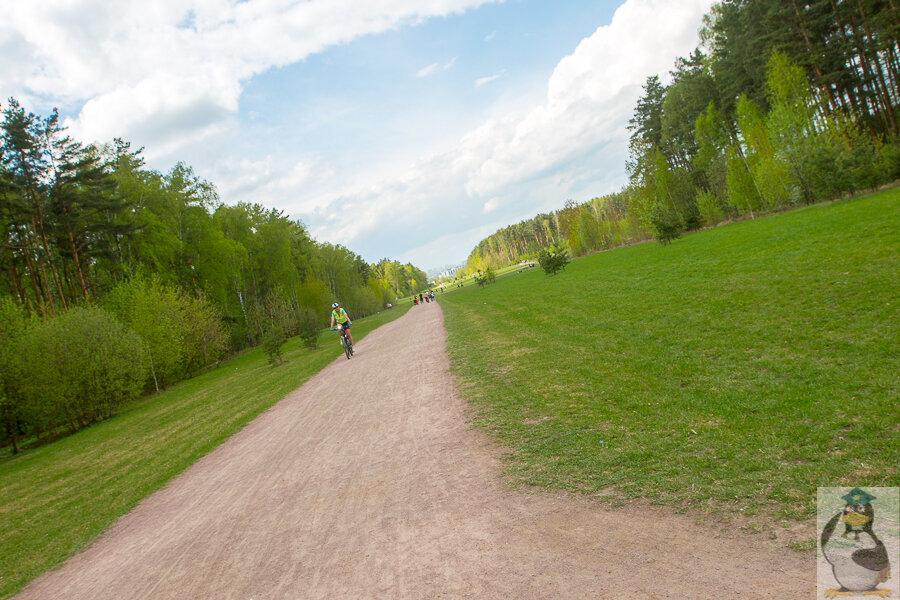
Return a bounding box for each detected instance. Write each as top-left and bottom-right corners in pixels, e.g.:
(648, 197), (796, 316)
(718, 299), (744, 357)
(17, 305), (815, 599)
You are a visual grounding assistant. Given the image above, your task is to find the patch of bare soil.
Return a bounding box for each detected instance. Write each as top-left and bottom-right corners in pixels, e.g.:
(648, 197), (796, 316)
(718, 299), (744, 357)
(16, 304), (814, 599)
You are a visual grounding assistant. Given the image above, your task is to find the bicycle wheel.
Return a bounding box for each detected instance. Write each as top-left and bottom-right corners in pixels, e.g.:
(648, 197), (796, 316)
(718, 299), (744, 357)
(343, 334), (352, 359)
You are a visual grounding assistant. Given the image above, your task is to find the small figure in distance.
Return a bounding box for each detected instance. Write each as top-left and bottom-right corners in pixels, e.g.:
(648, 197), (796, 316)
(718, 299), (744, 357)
(329, 302), (354, 350)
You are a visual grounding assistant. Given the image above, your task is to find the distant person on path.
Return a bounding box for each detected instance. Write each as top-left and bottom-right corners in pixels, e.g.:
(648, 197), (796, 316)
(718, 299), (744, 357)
(419, 293), (424, 303)
(413, 296), (418, 305)
(329, 302), (354, 349)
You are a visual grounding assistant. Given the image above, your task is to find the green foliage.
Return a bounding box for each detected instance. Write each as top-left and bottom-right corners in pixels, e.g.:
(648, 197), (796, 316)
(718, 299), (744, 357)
(650, 204), (682, 245)
(693, 102), (730, 201)
(695, 188), (724, 226)
(725, 145), (761, 216)
(103, 276), (185, 388)
(261, 325), (287, 366)
(538, 245), (569, 276)
(0, 297), (26, 453)
(17, 307), (148, 436)
(627, 75), (666, 150)
(103, 275), (229, 389)
(295, 308), (321, 349)
(474, 267), (496, 287)
(180, 294), (229, 374)
(879, 140), (900, 181)
(736, 93), (792, 209)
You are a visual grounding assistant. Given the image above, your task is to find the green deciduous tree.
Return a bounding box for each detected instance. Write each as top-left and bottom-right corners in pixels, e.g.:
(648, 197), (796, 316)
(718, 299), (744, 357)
(17, 307), (148, 435)
(0, 296), (26, 452)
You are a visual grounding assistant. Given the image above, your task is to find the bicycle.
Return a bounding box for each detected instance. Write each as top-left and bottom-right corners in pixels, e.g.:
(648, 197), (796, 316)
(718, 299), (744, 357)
(332, 324), (354, 359)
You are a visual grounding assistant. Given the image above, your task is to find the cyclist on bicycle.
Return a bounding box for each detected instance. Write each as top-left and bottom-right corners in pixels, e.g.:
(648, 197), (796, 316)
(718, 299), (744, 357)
(330, 302), (354, 350)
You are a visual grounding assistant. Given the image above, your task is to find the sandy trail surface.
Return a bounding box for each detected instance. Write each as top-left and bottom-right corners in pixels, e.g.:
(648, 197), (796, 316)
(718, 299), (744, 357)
(17, 304), (815, 599)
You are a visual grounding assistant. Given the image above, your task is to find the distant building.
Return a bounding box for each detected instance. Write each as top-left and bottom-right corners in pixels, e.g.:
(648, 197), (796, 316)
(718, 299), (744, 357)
(427, 263), (465, 283)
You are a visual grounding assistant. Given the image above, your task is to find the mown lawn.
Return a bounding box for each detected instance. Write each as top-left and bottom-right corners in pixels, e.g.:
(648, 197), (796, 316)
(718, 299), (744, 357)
(441, 189), (899, 526)
(0, 305), (409, 599)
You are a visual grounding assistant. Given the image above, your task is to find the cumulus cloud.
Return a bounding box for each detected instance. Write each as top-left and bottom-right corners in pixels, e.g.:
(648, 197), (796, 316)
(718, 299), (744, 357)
(464, 0), (715, 199)
(1, 0), (498, 149)
(306, 0), (715, 265)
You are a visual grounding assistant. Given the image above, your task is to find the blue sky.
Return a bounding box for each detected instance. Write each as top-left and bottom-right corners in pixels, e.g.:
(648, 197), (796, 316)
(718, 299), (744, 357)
(2, 0), (715, 271)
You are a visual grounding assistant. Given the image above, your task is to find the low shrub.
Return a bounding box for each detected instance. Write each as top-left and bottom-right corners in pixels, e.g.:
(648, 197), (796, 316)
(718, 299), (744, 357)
(538, 245), (570, 275)
(17, 307), (149, 435)
(262, 325), (287, 366)
(296, 308), (321, 349)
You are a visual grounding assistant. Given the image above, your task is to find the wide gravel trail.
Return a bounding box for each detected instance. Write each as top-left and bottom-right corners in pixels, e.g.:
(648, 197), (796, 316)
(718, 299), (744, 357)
(17, 304), (814, 599)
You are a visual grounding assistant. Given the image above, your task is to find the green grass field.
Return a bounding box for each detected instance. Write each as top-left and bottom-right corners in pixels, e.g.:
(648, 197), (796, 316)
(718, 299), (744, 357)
(0, 305), (409, 599)
(441, 189), (899, 526)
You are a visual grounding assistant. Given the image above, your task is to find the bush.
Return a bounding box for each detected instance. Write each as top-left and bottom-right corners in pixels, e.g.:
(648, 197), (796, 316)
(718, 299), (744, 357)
(262, 324), (287, 366)
(17, 307), (149, 435)
(538, 245), (570, 275)
(696, 189), (724, 226)
(296, 308), (321, 349)
(105, 276), (229, 388)
(650, 205), (683, 245)
(474, 267), (497, 287)
(104, 276), (185, 389)
(876, 138), (900, 183)
(180, 294), (229, 376)
(0, 297), (26, 452)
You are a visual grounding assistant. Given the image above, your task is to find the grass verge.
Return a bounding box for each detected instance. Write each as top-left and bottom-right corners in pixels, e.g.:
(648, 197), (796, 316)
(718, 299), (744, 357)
(0, 304), (409, 599)
(441, 189), (899, 526)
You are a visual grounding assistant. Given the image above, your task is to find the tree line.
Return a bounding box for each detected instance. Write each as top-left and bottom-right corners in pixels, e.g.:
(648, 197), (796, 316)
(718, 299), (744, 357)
(461, 0), (900, 274)
(0, 98), (428, 452)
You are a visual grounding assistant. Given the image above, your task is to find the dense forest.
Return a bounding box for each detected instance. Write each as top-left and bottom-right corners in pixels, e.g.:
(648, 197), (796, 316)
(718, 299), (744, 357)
(462, 0), (900, 275)
(0, 100), (428, 451)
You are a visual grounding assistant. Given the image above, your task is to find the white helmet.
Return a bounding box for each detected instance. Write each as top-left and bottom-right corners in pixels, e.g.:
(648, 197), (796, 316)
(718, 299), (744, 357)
(332, 302), (339, 308)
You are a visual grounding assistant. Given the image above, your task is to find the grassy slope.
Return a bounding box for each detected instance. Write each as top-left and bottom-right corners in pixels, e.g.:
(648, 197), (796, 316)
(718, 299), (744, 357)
(0, 305), (409, 599)
(441, 190), (899, 524)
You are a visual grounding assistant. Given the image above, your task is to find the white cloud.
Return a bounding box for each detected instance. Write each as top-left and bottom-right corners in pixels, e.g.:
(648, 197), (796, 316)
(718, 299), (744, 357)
(484, 30), (496, 41)
(415, 57), (455, 78)
(1, 0), (499, 149)
(416, 63), (440, 77)
(209, 155), (339, 214)
(474, 73), (502, 87)
(464, 0), (716, 198)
